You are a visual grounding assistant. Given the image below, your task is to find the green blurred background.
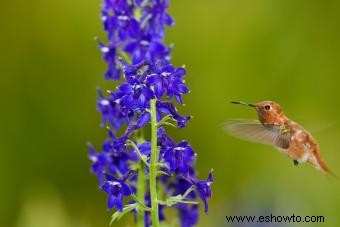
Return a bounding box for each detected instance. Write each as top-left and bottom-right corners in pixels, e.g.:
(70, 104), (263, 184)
(1, 0), (340, 226)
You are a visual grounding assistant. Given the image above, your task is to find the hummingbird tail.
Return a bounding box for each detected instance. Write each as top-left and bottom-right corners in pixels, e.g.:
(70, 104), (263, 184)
(318, 159), (337, 178)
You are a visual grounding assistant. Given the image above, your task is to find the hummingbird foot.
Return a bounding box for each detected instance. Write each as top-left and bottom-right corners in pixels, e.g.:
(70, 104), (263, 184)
(293, 160), (299, 166)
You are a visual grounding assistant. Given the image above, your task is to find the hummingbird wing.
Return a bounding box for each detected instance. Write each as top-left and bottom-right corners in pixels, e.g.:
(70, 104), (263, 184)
(224, 119), (291, 149)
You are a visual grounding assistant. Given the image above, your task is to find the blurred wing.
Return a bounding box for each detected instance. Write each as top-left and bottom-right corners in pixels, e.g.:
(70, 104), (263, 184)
(223, 119), (291, 149)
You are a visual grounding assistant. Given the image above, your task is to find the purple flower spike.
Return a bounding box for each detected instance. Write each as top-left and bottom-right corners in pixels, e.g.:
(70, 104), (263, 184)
(89, 0), (213, 225)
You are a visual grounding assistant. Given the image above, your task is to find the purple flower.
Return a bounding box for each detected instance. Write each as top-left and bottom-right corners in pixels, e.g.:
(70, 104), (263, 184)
(101, 0), (135, 43)
(88, 140), (132, 184)
(98, 42), (120, 80)
(98, 125), (139, 159)
(144, 0), (174, 39)
(117, 82), (155, 110)
(101, 171), (137, 211)
(124, 36), (172, 64)
(102, 181), (130, 211)
(157, 101), (191, 128)
(185, 170), (214, 213)
(147, 63), (189, 104)
(120, 59), (151, 82)
(157, 127), (177, 147)
(136, 111), (151, 127)
(163, 141), (196, 174)
(104, 133), (127, 157)
(88, 143), (112, 183)
(97, 89), (125, 130)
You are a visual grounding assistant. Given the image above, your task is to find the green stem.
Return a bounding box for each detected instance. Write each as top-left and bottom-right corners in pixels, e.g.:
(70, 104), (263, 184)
(149, 98), (159, 227)
(136, 129), (146, 227)
(136, 162), (145, 227)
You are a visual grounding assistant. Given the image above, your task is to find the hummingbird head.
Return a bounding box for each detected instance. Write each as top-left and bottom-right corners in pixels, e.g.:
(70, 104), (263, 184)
(231, 101), (285, 124)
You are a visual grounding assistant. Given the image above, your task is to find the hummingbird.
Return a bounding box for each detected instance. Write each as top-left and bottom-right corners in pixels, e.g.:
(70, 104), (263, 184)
(226, 101), (333, 175)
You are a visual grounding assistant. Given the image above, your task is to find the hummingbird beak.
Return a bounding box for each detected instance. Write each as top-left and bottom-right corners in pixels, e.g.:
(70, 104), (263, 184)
(230, 101), (256, 108)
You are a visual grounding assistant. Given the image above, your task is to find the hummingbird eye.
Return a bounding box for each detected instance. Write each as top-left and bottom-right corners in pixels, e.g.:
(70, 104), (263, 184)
(264, 105), (271, 110)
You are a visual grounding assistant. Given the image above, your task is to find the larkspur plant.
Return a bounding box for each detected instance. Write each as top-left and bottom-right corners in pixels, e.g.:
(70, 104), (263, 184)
(88, 0), (214, 226)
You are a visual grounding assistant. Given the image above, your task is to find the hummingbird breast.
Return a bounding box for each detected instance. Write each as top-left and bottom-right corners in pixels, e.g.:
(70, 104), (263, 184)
(258, 110), (286, 125)
(284, 123), (317, 164)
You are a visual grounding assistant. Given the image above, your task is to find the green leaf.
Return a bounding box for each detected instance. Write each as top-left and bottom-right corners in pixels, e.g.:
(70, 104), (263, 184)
(160, 194), (199, 207)
(158, 122), (177, 128)
(110, 203), (137, 225)
(157, 170), (171, 176)
(157, 115), (177, 128)
(118, 49), (132, 64)
(159, 186), (198, 207)
(155, 162), (168, 168)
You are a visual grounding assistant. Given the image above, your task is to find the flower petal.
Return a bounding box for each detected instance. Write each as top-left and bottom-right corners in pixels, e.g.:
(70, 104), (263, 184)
(136, 112), (151, 127)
